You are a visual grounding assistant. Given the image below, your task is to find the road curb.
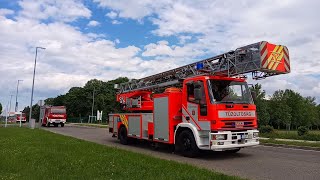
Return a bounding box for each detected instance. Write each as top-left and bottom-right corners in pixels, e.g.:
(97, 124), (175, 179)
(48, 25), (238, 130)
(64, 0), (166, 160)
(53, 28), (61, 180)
(66, 124), (108, 129)
(261, 142), (320, 151)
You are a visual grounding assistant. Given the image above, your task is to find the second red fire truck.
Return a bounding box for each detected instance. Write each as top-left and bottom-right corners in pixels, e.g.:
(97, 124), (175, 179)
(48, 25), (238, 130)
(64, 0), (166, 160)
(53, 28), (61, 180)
(109, 41), (290, 157)
(40, 106), (67, 127)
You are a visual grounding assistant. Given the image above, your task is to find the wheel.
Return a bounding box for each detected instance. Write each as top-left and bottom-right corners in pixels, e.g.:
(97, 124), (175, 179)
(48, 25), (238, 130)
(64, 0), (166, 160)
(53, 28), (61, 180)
(118, 126), (129, 145)
(175, 130), (200, 157)
(225, 148), (241, 153)
(61, 123), (64, 127)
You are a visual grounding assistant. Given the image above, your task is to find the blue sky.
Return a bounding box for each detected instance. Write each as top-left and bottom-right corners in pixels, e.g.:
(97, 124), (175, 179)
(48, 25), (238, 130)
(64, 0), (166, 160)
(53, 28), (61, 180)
(0, 0), (319, 113)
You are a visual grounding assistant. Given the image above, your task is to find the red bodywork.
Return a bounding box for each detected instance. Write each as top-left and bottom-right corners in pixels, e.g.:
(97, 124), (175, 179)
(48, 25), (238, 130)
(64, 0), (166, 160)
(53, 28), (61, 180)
(41, 106), (67, 125)
(110, 75), (257, 144)
(16, 113), (26, 122)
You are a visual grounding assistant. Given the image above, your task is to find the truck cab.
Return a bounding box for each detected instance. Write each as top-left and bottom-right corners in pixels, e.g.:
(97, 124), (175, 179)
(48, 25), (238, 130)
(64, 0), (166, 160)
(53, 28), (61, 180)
(180, 75), (259, 151)
(41, 106), (67, 127)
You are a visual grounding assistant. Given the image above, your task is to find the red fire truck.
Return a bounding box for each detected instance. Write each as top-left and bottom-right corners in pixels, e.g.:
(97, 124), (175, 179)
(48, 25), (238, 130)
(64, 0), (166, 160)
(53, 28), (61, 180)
(109, 41), (290, 157)
(40, 106), (67, 127)
(15, 112), (26, 123)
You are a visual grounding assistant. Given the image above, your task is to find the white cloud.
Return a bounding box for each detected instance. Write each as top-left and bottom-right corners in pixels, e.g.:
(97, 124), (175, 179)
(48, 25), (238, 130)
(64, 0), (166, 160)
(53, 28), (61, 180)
(178, 35), (192, 44)
(1, 0), (320, 110)
(0, 10), (147, 111)
(105, 11), (117, 19)
(87, 20), (100, 27)
(0, 8), (14, 16)
(94, 0), (169, 20)
(142, 40), (204, 58)
(111, 20), (122, 24)
(93, 0), (320, 102)
(18, 0), (91, 22)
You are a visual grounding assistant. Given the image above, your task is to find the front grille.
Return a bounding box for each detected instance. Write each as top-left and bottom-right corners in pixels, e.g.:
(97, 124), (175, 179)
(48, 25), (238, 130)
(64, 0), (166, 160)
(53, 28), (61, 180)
(221, 120), (254, 129)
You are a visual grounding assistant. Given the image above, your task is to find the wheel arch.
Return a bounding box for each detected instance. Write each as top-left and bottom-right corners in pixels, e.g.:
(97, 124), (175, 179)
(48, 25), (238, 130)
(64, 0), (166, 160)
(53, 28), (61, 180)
(174, 123), (200, 147)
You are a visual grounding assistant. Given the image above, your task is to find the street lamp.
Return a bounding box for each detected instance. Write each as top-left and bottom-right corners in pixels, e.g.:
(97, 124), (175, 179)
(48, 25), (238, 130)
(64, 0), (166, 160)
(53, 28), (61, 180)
(15, 79), (23, 112)
(29, 47), (46, 129)
(9, 94), (13, 114)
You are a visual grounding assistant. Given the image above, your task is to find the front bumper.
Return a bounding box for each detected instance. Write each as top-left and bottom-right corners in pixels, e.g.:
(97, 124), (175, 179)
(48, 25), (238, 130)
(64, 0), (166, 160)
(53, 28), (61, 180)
(210, 130), (259, 151)
(48, 119), (66, 124)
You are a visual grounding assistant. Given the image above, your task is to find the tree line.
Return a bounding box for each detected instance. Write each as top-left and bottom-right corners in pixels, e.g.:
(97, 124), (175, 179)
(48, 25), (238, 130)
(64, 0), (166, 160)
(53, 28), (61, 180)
(251, 84), (320, 130)
(21, 78), (320, 130)
(22, 77), (129, 122)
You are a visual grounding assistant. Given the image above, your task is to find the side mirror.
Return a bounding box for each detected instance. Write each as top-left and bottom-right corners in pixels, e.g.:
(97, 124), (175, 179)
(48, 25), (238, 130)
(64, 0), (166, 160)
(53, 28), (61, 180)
(251, 91), (257, 101)
(194, 88), (202, 101)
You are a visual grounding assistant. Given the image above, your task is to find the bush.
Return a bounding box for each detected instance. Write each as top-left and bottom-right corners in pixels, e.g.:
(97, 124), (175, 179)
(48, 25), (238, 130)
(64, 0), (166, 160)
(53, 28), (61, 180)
(297, 126), (309, 136)
(259, 125), (274, 134)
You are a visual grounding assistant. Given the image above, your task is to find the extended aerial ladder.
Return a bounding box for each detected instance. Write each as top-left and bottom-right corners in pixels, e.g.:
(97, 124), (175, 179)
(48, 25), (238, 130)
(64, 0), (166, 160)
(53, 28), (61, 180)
(116, 41), (290, 110)
(118, 41), (289, 93)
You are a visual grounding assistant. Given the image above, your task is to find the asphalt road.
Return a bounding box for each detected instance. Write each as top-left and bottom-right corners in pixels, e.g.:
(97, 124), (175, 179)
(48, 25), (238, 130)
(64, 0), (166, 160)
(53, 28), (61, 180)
(45, 125), (320, 180)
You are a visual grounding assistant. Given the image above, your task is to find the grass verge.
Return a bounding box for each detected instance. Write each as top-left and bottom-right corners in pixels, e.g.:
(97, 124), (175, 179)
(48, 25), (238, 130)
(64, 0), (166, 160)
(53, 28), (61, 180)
(260, 139), (320, 148)
(0, 127), (241, 180)
(69, 123), (108, 128)
(261, 130), (320, 141)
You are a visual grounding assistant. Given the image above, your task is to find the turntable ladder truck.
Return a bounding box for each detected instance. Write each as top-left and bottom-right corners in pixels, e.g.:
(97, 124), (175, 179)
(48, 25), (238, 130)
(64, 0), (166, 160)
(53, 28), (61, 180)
(109, 41), (290, 157)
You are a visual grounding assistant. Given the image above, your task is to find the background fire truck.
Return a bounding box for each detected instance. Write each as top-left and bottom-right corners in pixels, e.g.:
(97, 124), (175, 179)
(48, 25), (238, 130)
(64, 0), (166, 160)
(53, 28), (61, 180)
(109, 41), (290, 157)
(15, 112), (26, 123)
(40, 106), (67, 127)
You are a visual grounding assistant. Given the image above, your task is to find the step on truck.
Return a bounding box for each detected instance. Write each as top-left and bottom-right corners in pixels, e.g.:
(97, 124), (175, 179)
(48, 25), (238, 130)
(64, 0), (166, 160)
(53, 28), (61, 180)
(109, 41), (290, 157)
(40, 106), (67, 127)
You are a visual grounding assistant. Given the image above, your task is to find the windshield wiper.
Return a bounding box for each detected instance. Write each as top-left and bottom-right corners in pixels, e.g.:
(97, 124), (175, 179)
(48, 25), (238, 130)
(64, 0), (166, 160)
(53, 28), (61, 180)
(219, 101), (234, 104)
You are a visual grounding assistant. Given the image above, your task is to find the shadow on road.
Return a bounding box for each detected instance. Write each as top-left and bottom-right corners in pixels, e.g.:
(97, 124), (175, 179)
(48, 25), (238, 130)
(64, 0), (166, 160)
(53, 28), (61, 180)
(107, 137), (252, 160)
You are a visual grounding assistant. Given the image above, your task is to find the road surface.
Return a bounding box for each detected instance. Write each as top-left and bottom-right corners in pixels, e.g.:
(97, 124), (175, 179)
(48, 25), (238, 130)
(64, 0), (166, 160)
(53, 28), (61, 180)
(45, 125), (320, 180)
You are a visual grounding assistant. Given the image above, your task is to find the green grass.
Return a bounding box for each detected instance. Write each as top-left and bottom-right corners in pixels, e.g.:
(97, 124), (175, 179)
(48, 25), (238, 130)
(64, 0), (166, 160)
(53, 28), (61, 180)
(260, 139), (320, 148)
(261, 130), (320, 141)
(0, 128), (241, 180)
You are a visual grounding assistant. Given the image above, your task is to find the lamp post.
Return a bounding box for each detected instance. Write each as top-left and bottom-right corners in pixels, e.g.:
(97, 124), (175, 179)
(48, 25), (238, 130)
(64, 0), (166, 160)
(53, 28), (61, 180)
(29, 47), (45, 129)
(9, 94), (13, 114)
(15, 80), (23, 112)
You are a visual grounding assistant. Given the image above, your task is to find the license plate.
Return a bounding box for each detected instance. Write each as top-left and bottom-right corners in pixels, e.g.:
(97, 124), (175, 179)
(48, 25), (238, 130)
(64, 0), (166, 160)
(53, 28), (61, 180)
(240, 134), (247, 139)
(235, 122), (244, 128)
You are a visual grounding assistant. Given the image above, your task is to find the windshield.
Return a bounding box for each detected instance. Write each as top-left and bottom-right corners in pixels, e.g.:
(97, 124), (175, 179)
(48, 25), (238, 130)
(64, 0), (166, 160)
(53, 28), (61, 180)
(208, 80), (253, 104)
(50, 108), (66, 114)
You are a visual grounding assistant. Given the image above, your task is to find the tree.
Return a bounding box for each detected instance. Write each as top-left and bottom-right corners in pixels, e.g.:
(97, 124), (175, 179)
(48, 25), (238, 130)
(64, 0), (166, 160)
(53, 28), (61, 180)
(22, 104), (40, 122)
(41, 77), (129, 120)
(301, 96), (317, 129)
(269, 90), (292, 129)
(282, 89), (304, 129)
(316, 105), (320, 130)
(0, 102), (2, 115)
(250, 84), (270, 126)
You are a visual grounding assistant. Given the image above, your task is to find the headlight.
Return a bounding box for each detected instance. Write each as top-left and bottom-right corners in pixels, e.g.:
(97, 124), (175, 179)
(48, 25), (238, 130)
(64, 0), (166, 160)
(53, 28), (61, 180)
(212, 134), (227, 140)
(253, 132), (259, 138)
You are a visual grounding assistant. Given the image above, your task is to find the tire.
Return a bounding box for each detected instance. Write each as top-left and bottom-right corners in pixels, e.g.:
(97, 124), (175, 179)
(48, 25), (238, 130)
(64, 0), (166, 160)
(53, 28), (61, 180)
(61, 123), (64, 127)
(118, 126), (129, 145)
(225, 148), (241, 153)
(176, 130), (200, 157)
(54, 124), (58, 127)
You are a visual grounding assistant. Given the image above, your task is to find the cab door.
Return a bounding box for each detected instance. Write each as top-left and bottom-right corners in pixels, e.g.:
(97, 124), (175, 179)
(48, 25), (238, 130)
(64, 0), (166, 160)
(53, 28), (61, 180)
(182, 80), (211, 131)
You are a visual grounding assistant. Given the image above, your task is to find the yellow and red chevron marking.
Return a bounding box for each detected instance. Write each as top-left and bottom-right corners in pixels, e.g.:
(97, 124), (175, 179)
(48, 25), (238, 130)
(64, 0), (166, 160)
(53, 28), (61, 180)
(119, 114), (128, 129)
(260, 41), (290, 73)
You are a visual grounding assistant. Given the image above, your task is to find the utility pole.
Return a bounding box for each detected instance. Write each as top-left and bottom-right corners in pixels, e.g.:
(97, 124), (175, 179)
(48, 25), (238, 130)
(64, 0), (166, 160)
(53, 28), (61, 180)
(29, 47), (45, 129)
(9, 95), (13, 114)
(91, 87), (95, 117)
(15, 80), (23, 112)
